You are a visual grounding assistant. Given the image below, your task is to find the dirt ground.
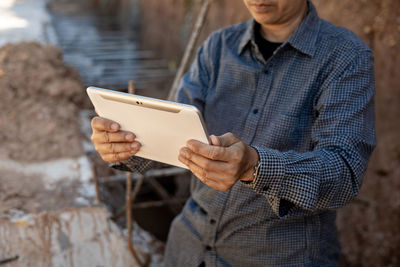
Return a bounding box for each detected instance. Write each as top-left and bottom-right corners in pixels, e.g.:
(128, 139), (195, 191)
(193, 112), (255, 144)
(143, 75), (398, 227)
(0, 42), (89, 162)
(0, 42), (94, 218)
(0, 169), (83, 217)
(134, 0), (400, 265)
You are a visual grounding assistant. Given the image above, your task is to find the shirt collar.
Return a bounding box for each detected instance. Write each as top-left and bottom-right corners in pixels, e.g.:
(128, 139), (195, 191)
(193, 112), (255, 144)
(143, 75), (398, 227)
(238, 1), (320, 57)
(238, 20), (256, 55)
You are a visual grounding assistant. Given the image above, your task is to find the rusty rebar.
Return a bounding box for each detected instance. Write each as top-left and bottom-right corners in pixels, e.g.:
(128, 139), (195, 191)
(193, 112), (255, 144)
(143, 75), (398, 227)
(168, 0), (212, 100)
(0, 255), (19, 265)
(111, 167), (189, 220)
(126, 172), (144, 266)
(131, 198), (187, 209)
(99, 167), (189, 184)
(126, 80), (146, 266)
(91, 164), (102, 204)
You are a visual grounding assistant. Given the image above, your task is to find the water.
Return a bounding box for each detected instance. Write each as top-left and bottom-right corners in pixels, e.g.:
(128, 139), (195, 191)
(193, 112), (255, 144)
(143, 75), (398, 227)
(50, 8), (173, 91)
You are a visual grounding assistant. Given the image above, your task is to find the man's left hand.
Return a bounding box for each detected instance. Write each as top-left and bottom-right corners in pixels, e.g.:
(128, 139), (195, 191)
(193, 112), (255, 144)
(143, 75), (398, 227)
(179, 132), (259, 191)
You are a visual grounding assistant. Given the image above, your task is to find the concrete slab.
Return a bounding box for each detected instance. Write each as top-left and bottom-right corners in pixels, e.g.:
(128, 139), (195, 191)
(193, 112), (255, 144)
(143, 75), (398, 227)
(0, 207), (137, 266)
(0, 110), (97, 216)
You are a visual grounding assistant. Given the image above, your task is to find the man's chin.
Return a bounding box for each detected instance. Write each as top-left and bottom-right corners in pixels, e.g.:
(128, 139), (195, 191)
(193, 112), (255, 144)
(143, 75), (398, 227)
(253, 15), (278, 27)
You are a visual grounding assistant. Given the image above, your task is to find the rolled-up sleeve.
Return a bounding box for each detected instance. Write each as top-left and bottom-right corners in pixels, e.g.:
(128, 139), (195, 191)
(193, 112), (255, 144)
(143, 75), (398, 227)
(243, 50), (376, 217)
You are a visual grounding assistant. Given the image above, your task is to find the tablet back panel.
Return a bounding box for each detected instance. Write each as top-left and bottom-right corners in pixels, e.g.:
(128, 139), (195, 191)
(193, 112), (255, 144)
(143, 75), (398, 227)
(87, 87), (209, 169)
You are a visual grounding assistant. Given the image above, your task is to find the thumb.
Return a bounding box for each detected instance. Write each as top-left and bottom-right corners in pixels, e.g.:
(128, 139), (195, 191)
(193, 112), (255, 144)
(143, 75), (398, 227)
(210, 135), (221, 146)
(211, 132), (239, 147)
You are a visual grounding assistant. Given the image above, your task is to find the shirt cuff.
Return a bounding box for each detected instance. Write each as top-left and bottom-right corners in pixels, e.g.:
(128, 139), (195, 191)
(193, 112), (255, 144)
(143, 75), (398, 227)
(110, 156), (155, 174)
(241, 147), (286, 195)
(240, 146), (289, 216)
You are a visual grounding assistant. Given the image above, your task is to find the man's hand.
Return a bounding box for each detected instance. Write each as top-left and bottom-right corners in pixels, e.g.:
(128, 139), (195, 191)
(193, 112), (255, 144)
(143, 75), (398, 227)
(178, 132), (259, 191)
(90, 116), (141, 163)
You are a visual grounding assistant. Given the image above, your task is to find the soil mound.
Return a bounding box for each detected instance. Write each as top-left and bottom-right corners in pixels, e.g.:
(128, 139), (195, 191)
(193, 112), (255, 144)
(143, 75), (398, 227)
(0, 42), (89, 162)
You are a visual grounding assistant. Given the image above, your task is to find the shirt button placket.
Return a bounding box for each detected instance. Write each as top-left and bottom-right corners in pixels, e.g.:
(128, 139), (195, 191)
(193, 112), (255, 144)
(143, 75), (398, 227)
(204, 217), (218, 259)
(264, 61), (275, 75)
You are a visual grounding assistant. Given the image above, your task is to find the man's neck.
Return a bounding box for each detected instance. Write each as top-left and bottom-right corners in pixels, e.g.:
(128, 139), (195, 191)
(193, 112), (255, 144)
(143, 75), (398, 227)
(260, 4), (308, 43)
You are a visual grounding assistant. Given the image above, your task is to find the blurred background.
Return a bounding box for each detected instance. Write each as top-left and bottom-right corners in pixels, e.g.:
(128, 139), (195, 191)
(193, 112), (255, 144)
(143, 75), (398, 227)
(0, 0), (398, 266)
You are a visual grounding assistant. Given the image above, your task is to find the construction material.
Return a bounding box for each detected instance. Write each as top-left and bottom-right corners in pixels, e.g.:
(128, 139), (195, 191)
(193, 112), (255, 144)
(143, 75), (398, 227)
(126, 173), (147, 266)
(0, 255), (19, 265)
(92, 164), (102, 204)
(0, 42), (88, 162)
(125, 80), (146, 267)
(168, 0), (212, 100)
(98, 167), (189, 183)
(132, 198), (188, 209)
(0, 207), (163, 266)
(111, 166), (189, 221)
(0, 157), (95, 217)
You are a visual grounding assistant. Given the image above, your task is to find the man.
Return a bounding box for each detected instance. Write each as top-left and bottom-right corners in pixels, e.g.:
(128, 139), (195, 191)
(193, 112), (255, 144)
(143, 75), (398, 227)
(90, 0), (375, 265)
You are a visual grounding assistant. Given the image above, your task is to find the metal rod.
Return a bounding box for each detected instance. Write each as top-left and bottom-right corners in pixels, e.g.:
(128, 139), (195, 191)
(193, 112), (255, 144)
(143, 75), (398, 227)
(131, 198), (188, 209)
(98, 167), (189, 184)
(146, 177), (171, 200)
(113, 175), (145, 221)
(126, 172), (143, 266)
(126, 80), (145, 267)
(0, 255), (19, 265)
(91, 165), (102, 204)
(126, 80), (142, 265)
(146, 177), (179, 213)
(168, 0), (212, 100)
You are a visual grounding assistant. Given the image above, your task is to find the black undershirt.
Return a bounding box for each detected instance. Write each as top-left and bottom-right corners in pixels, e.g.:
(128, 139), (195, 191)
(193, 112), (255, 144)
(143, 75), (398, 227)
(254, 24), (282, 61)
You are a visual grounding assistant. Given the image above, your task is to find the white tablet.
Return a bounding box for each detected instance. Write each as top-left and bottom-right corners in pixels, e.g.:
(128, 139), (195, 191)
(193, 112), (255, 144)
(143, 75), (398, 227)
(87, 86), (210, 169)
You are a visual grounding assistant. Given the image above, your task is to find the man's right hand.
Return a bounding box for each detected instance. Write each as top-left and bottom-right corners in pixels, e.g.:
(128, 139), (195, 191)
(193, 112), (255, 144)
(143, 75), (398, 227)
(90, 116), (141, 163)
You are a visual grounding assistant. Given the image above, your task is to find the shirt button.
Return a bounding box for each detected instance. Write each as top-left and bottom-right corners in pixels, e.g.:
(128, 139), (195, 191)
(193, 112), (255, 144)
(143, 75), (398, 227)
(263, 185), (269, 191)
(210, 219), (216, 225)
(253, 109), (259, 115)
(206, 245), (212, 251)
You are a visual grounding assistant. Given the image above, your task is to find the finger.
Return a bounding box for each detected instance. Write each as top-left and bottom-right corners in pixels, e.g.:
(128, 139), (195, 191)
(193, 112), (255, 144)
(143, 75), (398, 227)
(180, 147), (231, 174)
(178, 155), (232, 191)
(96, 142), (140, 154)
(186, 140), (230, 161)
(101, 151), (136, 163)
(91, 116), (120, 132)
(92, 130), (136, 144)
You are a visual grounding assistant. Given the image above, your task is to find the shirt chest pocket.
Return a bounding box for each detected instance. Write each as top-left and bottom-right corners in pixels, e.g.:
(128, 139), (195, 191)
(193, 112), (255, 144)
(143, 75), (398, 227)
(261, 113), (302, 151)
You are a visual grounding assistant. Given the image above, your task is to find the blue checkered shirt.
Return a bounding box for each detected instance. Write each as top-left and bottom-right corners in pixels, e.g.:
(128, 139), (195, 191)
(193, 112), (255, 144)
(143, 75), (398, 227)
(116, 2), (376, 266)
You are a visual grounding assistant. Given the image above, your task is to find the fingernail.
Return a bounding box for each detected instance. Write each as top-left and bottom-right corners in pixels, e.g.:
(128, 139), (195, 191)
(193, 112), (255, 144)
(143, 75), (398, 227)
(179, 148), (186, 157)
(186, 141), (193, 149)
(111, 123), (119, 130)
(125, 134), (134, 141)
(131, 143), (138, 149)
